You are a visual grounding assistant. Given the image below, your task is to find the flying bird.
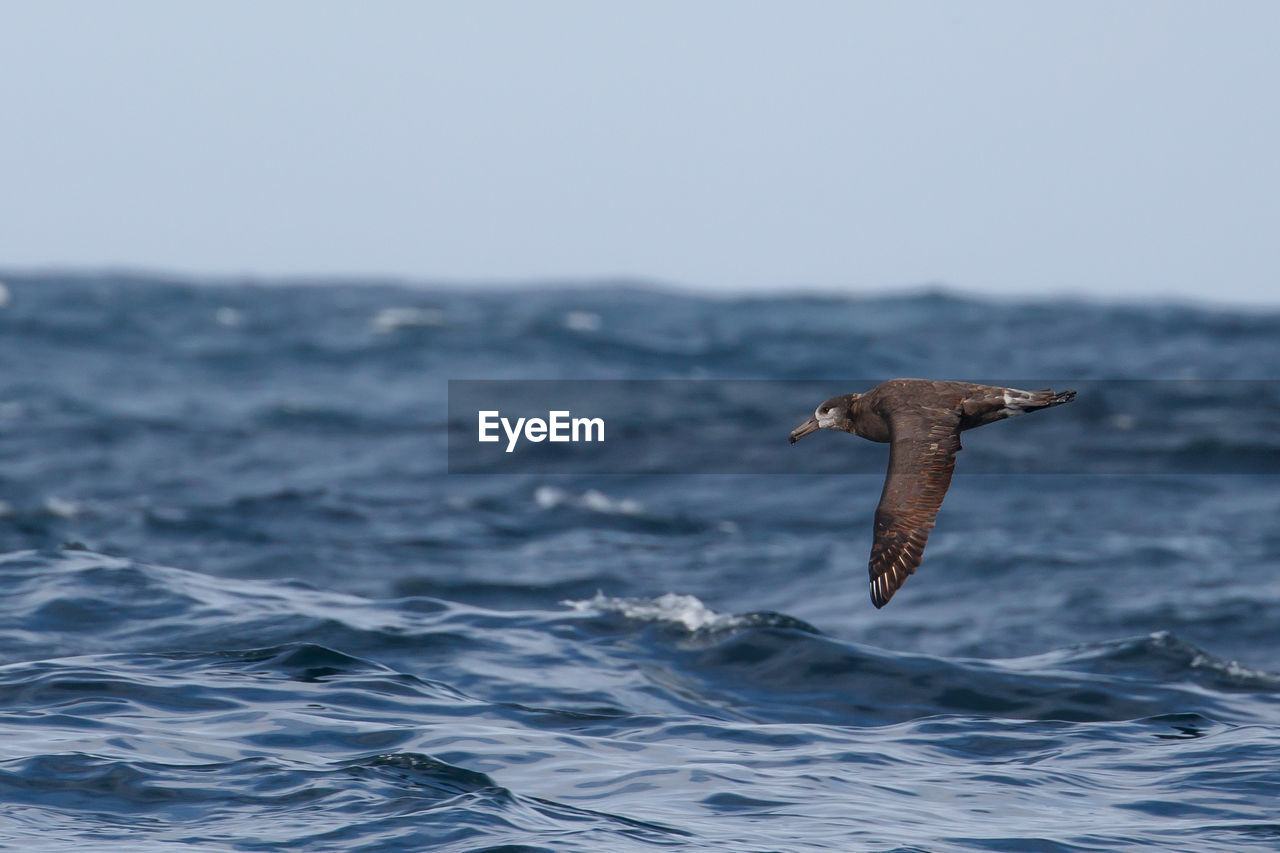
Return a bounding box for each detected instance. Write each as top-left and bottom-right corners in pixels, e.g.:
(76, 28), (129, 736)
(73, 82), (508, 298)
(790, 379), (1076, 608)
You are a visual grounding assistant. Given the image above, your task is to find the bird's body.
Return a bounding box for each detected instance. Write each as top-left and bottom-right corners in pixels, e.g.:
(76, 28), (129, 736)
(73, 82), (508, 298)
(789, 379), (1076, 608)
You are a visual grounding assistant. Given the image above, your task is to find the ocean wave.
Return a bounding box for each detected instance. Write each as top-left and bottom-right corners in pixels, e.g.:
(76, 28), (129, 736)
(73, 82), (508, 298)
(1, 546), (1279, 850)
(1007, 631), (1280, 692)
(3, 276), (1280, 850)
(564, 591), (821, 634)
(5, 550), (1278, 728)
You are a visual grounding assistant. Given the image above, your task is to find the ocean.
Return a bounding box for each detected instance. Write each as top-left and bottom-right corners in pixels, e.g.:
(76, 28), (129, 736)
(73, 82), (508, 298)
(0, 274), (1278, 851)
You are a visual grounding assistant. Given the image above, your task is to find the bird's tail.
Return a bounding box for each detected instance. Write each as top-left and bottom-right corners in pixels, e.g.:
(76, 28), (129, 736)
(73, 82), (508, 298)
(1004, 387), (1076, 414)
(961, 385), (1077, 427)
(1029, 389), (1070, 409)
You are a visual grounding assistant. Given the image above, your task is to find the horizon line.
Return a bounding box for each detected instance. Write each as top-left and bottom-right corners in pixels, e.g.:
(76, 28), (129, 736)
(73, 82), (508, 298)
(2, 265), (1278, 313)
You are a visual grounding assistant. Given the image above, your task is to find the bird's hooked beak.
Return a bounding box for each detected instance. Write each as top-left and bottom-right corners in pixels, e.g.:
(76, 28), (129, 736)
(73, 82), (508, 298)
(789, 416), (820, 444)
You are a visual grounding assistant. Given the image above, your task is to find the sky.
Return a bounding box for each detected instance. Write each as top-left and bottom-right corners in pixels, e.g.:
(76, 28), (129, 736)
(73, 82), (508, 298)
(1, 1), (1277, 302)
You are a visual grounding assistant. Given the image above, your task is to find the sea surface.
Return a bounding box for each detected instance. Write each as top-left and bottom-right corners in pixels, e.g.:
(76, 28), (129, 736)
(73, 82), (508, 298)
(0, 274), (1278, 851)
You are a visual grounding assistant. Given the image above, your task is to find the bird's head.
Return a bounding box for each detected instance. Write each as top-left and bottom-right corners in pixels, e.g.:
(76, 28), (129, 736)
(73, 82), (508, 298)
(789, 393), (860, 444)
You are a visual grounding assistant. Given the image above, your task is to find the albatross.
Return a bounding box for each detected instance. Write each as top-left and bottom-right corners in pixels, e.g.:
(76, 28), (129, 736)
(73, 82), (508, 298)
(789, 379), (1076, 608)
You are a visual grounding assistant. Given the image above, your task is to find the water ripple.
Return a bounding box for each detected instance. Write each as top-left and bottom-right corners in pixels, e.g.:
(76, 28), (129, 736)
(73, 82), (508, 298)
(2, 278), (1280, 850)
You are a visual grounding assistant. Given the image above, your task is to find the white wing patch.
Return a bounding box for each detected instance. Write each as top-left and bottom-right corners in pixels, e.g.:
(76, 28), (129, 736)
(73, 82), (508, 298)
(1000, 390), (1027, 419)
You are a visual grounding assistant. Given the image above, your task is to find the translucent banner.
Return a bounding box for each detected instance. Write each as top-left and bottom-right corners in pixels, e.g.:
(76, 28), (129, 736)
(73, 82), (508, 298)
(447, 380), (1280, 474)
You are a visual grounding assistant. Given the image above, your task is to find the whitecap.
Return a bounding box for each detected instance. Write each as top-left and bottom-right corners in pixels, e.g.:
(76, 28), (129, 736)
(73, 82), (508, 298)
(1108, 413), (1136, 430)
(43, 496), (82, 518)
(533, 485), (569, 509)
(563, 591), (732, 631)
(534, 485), (643, 516)
(371, 306), (445, 333)
(1188, 652), (1275, 682)
(580, 489), (643, 515)
(214, 306), (243, 327)
(1149, 631), (1280, 684)
(562, 310), (601, 332)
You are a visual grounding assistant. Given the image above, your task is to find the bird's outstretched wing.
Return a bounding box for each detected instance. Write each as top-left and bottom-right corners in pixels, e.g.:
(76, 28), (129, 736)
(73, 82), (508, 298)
(868, 410), (962, 608)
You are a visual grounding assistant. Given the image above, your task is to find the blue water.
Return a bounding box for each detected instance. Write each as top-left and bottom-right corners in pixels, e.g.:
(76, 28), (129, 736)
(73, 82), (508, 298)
(1, 275), (1279, 851)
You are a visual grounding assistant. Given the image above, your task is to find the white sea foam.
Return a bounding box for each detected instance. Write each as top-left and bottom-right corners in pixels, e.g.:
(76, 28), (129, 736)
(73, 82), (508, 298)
(214, 306), (243, 327)
(1156, 637), (1275, 682)
(371, 306), (445, 333)
(562, 310), (602, 332)
(1189, 652), (1273, 682)
(1148, 630), (1278, 684)
(1108, 413), (1136, 430)
(0, 282), (9, 309)
(563, 591), (733, 632)
(534, 485), (643, 516)
(43, 496), (82, 518)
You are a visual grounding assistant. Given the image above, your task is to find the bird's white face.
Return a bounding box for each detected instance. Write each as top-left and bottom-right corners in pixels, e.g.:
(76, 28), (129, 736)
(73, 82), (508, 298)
(790, 393), (859, 444)
(816, 393), (859, 430)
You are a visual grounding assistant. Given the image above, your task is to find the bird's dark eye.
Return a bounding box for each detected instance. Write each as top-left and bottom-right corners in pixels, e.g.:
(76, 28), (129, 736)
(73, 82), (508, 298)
(821, 408), (832, 415)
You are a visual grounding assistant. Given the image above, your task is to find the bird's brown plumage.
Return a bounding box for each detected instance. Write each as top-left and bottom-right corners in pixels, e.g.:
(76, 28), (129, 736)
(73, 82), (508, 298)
(790, 378), (1076, 608)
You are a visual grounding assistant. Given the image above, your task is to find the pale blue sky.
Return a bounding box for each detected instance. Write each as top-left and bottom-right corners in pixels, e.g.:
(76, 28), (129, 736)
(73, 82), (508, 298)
(2, 1), (1277, 302)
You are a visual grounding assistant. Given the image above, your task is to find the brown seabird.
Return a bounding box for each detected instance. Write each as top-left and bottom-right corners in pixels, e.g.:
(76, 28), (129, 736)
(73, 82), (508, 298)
(789, 379), (1076, 608)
